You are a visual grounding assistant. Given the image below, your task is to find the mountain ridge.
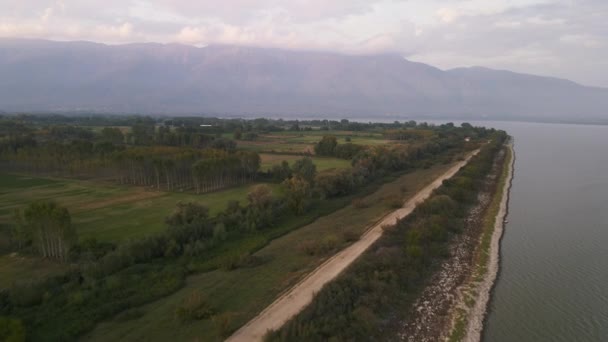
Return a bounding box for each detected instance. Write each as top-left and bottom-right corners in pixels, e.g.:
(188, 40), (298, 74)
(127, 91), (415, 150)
(1, 38), (606, 121)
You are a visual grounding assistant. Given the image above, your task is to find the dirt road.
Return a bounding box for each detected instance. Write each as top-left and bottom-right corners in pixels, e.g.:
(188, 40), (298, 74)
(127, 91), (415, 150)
(226, 150), (480, 342)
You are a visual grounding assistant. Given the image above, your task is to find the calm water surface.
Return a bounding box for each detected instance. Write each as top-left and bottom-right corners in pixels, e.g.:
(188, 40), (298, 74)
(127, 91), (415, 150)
(481, 122), (608, 341)
(345, 118), (608, 340)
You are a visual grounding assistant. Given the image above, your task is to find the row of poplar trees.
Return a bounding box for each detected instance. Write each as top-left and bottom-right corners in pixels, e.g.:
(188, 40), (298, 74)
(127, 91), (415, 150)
(13, 201), (76, 261)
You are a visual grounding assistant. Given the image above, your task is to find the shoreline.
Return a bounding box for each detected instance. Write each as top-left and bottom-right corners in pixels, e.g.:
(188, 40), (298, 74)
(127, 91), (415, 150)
(449, 140), (515, 342)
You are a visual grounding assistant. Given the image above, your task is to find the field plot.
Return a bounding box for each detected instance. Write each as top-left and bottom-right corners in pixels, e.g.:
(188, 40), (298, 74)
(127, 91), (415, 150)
(0, 173), (279, 242)
(84, 160), (460, 342)
(259, 153), (351, 172)
(236, 130), (390, 154)
(0, 254), (67, 290)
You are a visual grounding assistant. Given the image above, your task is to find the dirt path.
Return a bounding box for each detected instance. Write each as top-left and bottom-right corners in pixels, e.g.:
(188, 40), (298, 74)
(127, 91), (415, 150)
(226, 150), (480, 342)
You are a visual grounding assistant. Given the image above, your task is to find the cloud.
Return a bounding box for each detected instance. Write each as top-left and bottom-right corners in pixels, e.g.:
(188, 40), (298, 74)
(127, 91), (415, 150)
(94, 22), (134, 41)
(176, 26), (206, 45)
(436, 8), (460, 24)
(560, 34), (603, 48)
(1, 0), (608, 86)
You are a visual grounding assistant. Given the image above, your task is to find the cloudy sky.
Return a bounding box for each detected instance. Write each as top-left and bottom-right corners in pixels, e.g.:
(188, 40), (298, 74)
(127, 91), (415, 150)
(1, 0), (607, 87)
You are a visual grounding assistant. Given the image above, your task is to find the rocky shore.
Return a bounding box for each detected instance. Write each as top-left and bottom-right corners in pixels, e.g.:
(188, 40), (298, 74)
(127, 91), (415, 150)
(398, 142), (514, 342)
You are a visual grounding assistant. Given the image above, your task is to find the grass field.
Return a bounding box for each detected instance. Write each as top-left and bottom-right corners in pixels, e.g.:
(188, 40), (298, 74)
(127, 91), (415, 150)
(259, 154), (351, 172)
(236, 131), (390, 154)
(84, 160), (462, 342)
(0, 173), (280, 242)
(0, 254), (68, 290)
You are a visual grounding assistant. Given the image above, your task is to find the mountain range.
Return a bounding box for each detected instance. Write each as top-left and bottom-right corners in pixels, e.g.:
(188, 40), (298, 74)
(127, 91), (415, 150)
(1, 38), (607, 122)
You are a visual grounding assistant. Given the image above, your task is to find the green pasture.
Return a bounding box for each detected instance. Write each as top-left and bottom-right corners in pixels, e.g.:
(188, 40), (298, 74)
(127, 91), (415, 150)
(84, 160), (459, 342)
(259, 154), (351, 172)
(0, 173), (279, 243)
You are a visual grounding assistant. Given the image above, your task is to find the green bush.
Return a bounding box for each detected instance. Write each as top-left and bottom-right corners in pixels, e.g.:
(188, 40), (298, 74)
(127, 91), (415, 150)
(0, 316), (25, 342)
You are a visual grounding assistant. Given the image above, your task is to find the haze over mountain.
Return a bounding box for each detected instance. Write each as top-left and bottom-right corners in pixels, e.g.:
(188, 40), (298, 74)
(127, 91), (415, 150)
(1, 38), (607, 122)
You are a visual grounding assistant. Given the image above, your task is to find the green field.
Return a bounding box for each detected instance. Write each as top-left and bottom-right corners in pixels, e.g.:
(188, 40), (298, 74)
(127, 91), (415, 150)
(235, 131), (390, 154)
(259, 153), (351, 172)
(0, 173), (280, 242)
(84, 160), (459, 342)
(0, 254), (68, 290)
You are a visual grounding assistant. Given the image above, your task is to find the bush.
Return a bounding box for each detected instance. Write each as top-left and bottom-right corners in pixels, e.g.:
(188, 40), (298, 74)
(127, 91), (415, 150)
(298, 240), (318, 256)
(213, 312), (235, 338)
(383, 195), (403, 208)
(342, 230), (360, 243)
(175, 292), (215, 323)
(351, 198), (369, 209)
(0, 316), (25, 342)
(113, 309), (144, 321)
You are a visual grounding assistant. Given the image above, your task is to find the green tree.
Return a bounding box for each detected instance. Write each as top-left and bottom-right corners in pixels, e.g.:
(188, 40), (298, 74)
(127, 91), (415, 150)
(246, 185), (274, 230)
(282, 176), (312, 215)
(0, 316), (26, 342)
(314, 135), (338, 156)
(14, 201), (76, 261)
(292, 157), (317, 184)
(100, 127), (124, 144)
(233, 128), (242, 140)
(272, 160), (292, 181)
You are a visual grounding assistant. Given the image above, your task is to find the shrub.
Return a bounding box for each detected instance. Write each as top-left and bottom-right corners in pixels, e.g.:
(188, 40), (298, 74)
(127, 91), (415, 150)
(342, 230), (360, 243)
(352, 198), (369, 209)
(213, 312), (236, 338)
(175, 292), (215, 323)
(383, 195), (402, 208)
(0, 316), (25, 342)
(113, 309), (144, 322)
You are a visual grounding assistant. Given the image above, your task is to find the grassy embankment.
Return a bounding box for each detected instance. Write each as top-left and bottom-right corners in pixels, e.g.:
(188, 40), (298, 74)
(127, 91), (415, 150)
(448, 145), (512, 342)
(84, 159), (462, 342)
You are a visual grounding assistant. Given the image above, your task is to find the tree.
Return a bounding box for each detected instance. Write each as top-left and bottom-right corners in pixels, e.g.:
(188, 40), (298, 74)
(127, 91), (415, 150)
(314, 136), (338, 156)
(272, 160), (291, 181)
(282, 176), (312, 215)
(233, 128), (242, 140)
(100, 127), (124, 144)
(14, 201), (76, 261)
(246, 185), (274, 230)
(0, 316), (26, 342)
(292, 157), (317, 184)
(166, 202), (210, 228)
(131, 117), (156, 145)
(165, 202), (214, 245)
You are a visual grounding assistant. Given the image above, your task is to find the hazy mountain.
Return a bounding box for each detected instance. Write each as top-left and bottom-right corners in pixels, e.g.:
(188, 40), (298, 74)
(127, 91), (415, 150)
(1, 38), (607, 122)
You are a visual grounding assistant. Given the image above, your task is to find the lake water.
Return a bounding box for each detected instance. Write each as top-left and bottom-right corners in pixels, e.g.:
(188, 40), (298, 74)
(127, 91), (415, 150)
(344, 118), (608, 340)
(480, 122), (608, 341)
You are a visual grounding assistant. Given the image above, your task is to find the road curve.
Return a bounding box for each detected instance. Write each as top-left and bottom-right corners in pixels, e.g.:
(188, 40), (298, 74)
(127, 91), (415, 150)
(226, 150), (480, 342)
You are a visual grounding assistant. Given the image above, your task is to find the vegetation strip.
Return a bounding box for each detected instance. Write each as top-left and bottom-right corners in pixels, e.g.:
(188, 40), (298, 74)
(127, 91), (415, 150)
(266, 133), (507, 341)
(227, 150), (479, 342)
(448, 141), (514, 342)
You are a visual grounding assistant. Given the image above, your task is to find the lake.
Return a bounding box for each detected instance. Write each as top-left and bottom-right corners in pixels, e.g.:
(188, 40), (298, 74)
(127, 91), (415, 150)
(481, 121), (608, 341)
(338, 118), (607, 340)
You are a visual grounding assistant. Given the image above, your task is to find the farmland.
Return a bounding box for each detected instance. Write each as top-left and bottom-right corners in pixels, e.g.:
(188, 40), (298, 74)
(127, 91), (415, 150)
(0, 173), (280, 243)
(0, 115), (492, 341)
(84, 160), (462, 342)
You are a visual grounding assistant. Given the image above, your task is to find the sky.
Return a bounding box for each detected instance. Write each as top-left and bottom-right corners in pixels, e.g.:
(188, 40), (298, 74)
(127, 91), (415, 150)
(1, 0), (607, 87)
